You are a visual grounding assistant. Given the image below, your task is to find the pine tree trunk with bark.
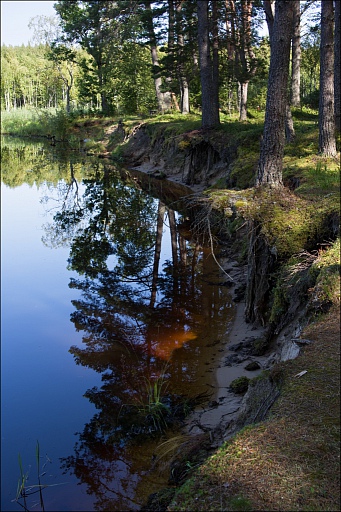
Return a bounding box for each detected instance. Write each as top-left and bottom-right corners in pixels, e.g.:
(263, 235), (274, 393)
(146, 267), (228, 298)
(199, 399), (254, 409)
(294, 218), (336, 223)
(212, 0), (220, 118)
(145, 1), (172, 112)
(334, 0), (340, 133)
(319, 0), (337, 156)
(264, 0), (295, 145)
(257, 0), (294, 186)
(197, 0), (220, 129)
(290, 0), (301, 107)
(176, 1), (190, 114)
(239, 81), (249, 121)
(226, 0), (256, 121)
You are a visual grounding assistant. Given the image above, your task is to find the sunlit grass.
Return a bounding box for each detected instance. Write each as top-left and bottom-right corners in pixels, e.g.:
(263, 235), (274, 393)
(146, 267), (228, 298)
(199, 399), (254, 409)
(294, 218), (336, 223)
(298, 161), (340, 196)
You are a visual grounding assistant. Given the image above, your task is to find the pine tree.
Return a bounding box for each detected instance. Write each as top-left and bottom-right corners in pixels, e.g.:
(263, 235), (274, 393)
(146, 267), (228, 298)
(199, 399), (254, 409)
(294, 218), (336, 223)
(256, 0), (294, 186)
(318, 0), (336, 156)
(197, 0), (220, 129)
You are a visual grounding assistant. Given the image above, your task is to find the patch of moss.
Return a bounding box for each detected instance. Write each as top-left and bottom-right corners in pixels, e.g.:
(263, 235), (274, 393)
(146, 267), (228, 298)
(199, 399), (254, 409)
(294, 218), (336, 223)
(228, 495), (254, 511)
(140, 487), (176, 512)
(177, 139), (191, 150)
(308, 237), (341, 312)
(250, 335), (268, 355)
(244, 189), (339, 260)
(227, 147), (258, 189)
(230, 376), (250, 394)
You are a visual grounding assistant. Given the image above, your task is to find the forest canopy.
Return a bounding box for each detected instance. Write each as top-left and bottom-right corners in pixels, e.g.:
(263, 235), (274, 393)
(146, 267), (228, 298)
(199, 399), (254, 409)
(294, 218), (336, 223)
(1, 0), (324, 117)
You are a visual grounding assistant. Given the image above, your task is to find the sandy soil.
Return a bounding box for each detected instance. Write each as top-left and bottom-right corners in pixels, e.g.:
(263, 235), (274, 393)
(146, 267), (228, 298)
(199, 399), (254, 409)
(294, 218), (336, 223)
(184, 261), (269, 446)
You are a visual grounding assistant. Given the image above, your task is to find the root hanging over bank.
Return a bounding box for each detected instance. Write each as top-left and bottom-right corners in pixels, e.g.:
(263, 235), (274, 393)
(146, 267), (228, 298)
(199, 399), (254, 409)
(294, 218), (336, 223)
(184, 194), (234, 281)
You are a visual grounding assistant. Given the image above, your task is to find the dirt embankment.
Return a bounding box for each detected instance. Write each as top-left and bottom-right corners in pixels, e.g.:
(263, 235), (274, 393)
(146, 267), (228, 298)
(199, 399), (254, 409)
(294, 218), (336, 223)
(111, 122), (239, 191)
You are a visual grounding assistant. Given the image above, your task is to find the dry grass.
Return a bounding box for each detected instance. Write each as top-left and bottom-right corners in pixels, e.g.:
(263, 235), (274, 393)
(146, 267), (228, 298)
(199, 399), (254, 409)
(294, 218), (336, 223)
(168, 306), (340, 511)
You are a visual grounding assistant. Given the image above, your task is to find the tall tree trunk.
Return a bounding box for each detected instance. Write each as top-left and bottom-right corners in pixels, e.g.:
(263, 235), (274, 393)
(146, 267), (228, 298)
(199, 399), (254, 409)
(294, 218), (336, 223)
(285, 103), (295, 142)
(239, 81), (249, 121)
(145, 1), (172, 112)
(66, 86), (71, 113)
(257, 0), (294, 186)
(5, 90), (10, 111)
(290, 0), (301, 107)
(176, 1), (190, 113)
(168, 0), (180, 111)
(334, 0), (340, 133)
(319, 0), (337, 156)
(263, 0), (275, 39)
(180, 77), (190, 114)
(212, 0), (220, 117)
(197, 0), (220, 129)
(226, 0), (256, 120)
(264, 0), (295, 143)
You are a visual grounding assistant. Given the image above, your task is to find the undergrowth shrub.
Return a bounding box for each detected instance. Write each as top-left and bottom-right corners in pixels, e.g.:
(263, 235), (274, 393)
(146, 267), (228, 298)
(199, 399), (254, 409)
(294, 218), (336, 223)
(1, 108), (72, 140)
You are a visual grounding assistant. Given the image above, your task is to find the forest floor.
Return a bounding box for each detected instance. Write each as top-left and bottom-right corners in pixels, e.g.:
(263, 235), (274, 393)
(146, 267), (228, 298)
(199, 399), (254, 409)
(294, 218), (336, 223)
(70, 112), (340, 511)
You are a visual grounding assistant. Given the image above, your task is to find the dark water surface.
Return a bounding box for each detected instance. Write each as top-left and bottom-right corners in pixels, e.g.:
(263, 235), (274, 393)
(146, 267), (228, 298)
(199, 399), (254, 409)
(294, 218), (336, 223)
(1, 137), (233, 511)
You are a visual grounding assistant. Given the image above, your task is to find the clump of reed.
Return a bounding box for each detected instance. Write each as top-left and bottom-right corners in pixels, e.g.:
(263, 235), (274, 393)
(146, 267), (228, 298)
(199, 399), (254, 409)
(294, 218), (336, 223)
(13, 441), (65, 511)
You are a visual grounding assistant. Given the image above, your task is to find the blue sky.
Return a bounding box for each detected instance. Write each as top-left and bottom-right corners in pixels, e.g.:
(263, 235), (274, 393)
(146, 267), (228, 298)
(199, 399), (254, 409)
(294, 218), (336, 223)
(1, 1), (56, 46)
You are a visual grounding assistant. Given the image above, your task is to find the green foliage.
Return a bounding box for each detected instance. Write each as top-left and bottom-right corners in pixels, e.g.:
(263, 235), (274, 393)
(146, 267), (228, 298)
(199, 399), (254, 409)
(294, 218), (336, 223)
(302, 162), (340, 192)
(1, 40), (157, 117)
(1, 108), (41, 135)
(134, 373), (171, 433)
(1, 44), (62, 110)
(247, 38), (271, 111)
(1, 107), (72, 140)
(112, 42), (157, 115)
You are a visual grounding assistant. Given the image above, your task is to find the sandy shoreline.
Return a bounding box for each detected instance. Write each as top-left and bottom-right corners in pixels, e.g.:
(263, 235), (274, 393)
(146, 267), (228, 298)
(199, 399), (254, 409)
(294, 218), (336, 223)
(184, 261), (268, 445)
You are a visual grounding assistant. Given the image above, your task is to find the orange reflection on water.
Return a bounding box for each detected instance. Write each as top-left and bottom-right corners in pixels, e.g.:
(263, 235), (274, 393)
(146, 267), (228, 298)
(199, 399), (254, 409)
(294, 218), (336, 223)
(150, 329), (198, 360)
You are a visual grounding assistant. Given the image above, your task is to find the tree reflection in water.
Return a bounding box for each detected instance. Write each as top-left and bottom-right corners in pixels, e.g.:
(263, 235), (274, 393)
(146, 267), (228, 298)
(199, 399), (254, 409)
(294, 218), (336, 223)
(44, 162), (232, 510)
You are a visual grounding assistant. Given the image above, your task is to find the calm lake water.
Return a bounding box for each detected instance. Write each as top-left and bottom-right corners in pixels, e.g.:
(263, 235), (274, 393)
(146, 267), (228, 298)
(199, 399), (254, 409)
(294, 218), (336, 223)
(1, 137), (234, 511)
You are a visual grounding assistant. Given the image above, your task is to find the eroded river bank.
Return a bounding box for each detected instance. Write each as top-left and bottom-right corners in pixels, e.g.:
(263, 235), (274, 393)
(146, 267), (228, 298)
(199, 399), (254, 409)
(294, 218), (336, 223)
(2, 130), (339, 511)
